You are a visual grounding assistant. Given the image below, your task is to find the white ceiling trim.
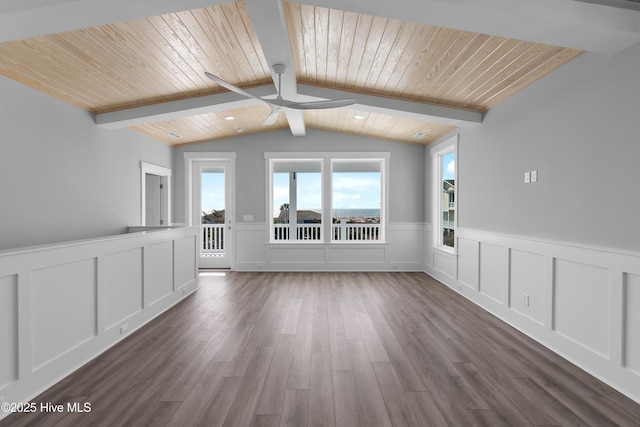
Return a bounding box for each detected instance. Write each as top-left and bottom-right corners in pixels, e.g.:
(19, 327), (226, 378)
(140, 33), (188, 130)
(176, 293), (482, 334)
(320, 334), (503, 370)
(95, 84), (483, 129)
(95, 85), (276, 129)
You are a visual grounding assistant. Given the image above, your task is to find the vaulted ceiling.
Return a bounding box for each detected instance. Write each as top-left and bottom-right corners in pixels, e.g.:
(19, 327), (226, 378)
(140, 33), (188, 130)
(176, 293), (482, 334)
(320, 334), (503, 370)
(0, 0), (637, 146)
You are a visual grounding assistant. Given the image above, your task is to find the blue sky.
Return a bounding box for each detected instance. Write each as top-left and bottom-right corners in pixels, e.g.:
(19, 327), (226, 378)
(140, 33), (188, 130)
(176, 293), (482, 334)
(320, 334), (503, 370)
(272, 172), (381, 216)
(201, 172), (225, 212)
(443, 151), (455, 180)
(202, 170), (383, 216)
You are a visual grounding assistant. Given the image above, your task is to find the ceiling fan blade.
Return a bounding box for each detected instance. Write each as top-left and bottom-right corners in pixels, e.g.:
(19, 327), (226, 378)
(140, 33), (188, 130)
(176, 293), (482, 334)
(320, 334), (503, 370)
(262, 107), (281, 126)
(204, 71), (267, 104)
(285, 98), (357, 110)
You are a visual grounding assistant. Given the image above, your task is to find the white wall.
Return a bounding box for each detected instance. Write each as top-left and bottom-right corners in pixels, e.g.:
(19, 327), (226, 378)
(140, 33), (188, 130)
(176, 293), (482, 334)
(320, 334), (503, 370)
(0, 75), (172, 251)
(425, 42), (640, 402)
(173, 129), (426, 270)
(457, 42), (640, 252)
(173, 129), (425, 224)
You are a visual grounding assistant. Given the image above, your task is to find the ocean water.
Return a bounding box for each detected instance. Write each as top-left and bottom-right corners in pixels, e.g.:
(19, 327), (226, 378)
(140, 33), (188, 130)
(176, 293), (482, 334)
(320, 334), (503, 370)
(332, 209), (380, 219)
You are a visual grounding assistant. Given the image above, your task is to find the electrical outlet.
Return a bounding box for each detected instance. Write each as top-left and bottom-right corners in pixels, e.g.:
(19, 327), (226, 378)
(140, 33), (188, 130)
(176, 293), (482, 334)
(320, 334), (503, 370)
(524, 171), (531, 183)
(523, 294), (530, 307)
(120, 323), (128, 335)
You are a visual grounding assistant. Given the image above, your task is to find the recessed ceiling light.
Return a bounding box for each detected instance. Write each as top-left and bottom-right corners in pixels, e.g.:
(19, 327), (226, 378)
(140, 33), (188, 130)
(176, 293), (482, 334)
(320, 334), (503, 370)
(224, 115), (235, 121)
(413, 131), (426, 139)
(235, 128), (244, 133)
(168, 132), (182, 139)
(354, 115), (364, 120)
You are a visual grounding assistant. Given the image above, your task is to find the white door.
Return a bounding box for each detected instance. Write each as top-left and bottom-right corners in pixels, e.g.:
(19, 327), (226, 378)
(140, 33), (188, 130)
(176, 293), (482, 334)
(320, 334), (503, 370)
(192, 161), (234, 268)
(145, 173), (162, 225)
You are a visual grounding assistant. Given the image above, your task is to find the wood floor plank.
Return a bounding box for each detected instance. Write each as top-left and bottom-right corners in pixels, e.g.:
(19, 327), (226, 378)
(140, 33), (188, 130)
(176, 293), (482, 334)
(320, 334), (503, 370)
(280, 389), (309, 427)
(347, 339), (392, 427)
(372, 362), (422, 427)
(255, 334), (295, 415)
(308, 351), (335, 427)
(332, 370), (363, 427)
(195, 376), (242, 427)
(222, 346), (275, 427)
(165, 361), (230, 427)
(2, 272), (639, 427)
(287, 322), (313, 390)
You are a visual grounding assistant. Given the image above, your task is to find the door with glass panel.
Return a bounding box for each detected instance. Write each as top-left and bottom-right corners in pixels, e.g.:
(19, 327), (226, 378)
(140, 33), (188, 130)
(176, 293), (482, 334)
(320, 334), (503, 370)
(192, 161), (233, 268)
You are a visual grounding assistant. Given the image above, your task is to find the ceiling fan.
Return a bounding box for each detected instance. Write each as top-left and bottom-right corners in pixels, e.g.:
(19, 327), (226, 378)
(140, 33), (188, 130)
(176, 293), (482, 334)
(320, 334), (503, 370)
(205, 64), (357, 126)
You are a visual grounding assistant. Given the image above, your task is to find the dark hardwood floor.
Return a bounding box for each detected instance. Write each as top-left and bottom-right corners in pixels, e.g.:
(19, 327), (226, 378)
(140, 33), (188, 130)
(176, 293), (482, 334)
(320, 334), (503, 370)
(2, 271), (639, 426)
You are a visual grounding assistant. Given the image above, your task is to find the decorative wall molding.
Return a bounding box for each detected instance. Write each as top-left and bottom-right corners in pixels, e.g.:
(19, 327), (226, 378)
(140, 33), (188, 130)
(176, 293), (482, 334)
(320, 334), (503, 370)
(234, 222), (425, 271)
(0, 227), (199, 419)
(424, 227), (640, 404)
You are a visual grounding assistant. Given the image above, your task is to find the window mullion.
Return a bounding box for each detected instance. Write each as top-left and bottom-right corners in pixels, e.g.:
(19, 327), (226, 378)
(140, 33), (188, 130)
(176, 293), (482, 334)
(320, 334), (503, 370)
(289, 171), (297, 241)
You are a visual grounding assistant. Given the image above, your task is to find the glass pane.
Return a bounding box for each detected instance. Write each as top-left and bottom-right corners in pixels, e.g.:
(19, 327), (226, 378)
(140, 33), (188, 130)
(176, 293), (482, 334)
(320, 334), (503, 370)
(442, 151), (455, 248)
(201, 172), (225, 224)
(332, 169), (381, 241)
(296, 172), (322, 240)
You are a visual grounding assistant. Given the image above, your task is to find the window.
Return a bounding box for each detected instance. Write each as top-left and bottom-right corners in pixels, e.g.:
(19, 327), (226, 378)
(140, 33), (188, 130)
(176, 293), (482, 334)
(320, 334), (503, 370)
(271, 160), (323, 241)
(431, 135), (457, 251)
(331, 160), (383, 241)
(267, 153), (388, 243)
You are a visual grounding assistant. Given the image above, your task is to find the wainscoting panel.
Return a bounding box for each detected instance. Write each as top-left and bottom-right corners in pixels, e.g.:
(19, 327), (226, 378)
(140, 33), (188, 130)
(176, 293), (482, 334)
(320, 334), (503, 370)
(234, 223), (424, 271)
(626, 273), (640, 376)
(270, 246), (326, 264)
(509, 249), (545, 325)
(554, 259), (610, 358)
(104, 249), (143, 330)
(174, 235), (197, 289)
(144, 241), (174, 307)
(479, 242), (506, 304)
(0, 274), (18, 388)
(328, 246), (385, 264)
(0, 227), (199, 421)
(457, 238), (478, 290)
(426, 228), (640, 403)
(31, 259), (97, 370)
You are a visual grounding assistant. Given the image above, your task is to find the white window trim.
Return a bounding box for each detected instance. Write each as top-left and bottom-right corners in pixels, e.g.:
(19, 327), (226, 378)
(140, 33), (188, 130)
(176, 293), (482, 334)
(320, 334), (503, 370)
(140, 161), (171, 226)
(430, 135), (458, 253)
(265, 152), (390, 244)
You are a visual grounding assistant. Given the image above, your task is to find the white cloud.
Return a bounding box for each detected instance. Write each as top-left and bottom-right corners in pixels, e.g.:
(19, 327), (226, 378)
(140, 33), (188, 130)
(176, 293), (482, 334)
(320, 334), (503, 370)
(447, 160), (455, 176)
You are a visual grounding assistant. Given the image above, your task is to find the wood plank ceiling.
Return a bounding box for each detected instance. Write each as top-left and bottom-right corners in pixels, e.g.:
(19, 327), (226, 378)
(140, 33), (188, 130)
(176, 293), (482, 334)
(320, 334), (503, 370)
(0, 1), (583, 145)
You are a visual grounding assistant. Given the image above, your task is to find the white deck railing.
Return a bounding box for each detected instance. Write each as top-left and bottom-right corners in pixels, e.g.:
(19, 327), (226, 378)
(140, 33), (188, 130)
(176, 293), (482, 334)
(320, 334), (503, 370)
(202, 224), (225, 252)
(273, 221), (381, 242)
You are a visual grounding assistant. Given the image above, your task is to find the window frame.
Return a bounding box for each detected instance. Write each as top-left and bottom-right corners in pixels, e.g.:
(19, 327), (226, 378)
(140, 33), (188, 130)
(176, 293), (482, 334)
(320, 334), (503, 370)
(430, 135), (458, 253)
(265, 152), (389, 244)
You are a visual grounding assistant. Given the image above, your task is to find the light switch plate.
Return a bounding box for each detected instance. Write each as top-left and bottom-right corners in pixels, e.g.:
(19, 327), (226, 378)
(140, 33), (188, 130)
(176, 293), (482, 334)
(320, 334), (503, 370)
(524, 171), (531, 183)
(531, 170), (538, 182)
